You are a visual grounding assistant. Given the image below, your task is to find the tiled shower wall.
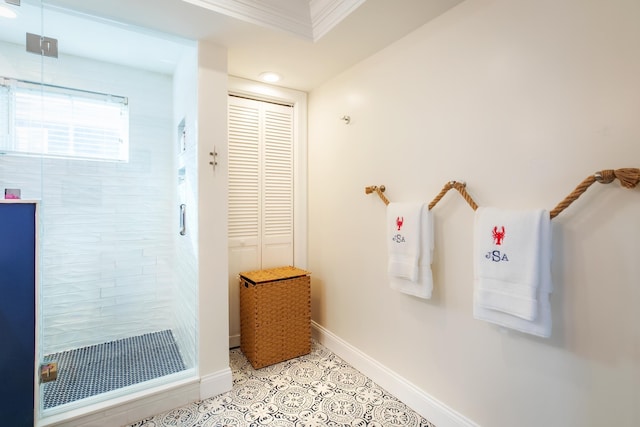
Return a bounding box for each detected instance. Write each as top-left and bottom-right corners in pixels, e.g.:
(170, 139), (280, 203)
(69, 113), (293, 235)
(0, 41), (191, 354)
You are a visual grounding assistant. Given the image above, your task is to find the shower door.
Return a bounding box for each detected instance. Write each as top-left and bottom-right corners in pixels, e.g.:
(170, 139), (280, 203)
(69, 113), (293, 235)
(0, 1), (46, 424)
(1, 0), (199, 422)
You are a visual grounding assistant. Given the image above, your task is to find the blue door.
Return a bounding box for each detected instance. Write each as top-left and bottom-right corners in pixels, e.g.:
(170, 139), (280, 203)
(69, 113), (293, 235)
(0, 203), (36, 426)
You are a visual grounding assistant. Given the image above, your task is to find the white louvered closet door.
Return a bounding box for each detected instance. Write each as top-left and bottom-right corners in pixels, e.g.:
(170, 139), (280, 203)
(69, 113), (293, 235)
(228, 95), (294, 346)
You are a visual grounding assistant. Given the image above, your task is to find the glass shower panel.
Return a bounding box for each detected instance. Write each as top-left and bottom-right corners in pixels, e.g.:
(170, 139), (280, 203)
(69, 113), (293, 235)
(1, 0), (198, 419)
(0, 1), (45, 423)
(0, 2), (46, 198)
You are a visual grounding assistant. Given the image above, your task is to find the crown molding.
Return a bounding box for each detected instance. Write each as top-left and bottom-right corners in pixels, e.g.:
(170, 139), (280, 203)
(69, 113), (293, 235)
(182, 0), (313, 40)
(182, 0), (366, 42)
(309, 0), (365, 40)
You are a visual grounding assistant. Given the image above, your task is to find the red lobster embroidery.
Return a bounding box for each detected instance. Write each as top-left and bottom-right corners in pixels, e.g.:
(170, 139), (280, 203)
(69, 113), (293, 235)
(396, 216), (404, 231)
(492, 226), (505, 245)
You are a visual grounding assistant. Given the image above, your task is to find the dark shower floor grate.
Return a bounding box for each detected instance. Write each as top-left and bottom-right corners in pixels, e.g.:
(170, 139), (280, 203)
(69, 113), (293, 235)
(42, 330), (187, 409)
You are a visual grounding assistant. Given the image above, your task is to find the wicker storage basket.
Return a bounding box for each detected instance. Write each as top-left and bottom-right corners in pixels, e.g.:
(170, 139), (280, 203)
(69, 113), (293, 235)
(239, 266), (311, 369)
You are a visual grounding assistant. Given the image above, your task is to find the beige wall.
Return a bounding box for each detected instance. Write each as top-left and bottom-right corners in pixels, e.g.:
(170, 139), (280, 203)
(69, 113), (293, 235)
(197, 41), (232, 386)
(307, 0), (639, 426)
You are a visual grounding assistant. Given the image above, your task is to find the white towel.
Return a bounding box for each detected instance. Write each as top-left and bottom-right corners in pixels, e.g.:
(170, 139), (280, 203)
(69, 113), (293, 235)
(387, 202), (423, 281)
(387, 203), (434, 299)
(473, 207), (553, 337)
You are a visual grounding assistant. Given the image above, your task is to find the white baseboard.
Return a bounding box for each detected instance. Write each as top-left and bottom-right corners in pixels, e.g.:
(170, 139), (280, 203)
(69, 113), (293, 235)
(229, 333), (241, 349)
(200, 367), (233, 399)
(311, 321), (479, 427)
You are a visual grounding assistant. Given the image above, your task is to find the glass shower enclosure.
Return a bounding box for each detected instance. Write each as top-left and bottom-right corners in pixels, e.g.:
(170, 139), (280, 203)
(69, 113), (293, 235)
(0, 0), (199, 422)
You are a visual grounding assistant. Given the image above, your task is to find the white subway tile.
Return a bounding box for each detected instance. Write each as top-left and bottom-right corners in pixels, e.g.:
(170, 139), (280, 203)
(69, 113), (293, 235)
(1, 39), (199, 356)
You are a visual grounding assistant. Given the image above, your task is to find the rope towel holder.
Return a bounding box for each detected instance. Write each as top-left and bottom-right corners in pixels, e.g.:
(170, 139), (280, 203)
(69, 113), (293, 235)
(364, 180), (478, 211)
(365, 167), (639, 219)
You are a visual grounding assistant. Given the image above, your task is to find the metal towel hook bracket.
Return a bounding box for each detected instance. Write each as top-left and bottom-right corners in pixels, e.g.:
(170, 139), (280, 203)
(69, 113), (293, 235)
(209, 148), (218, 170)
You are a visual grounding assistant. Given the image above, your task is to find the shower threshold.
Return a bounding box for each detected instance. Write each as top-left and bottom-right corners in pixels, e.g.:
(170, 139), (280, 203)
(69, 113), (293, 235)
(41, 330), (186, 409)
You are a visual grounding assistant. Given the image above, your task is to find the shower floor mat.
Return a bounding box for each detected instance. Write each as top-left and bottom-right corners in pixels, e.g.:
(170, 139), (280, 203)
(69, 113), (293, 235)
(42, 330), (186, 409)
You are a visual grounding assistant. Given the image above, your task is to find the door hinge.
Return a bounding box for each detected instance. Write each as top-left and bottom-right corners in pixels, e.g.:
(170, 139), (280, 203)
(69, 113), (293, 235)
(39, 361), (58, 383)
(26, 32), (58, 58)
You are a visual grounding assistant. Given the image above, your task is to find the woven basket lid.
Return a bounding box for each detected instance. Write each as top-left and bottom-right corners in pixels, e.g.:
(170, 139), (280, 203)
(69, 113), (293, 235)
(240, 266), (310, 284)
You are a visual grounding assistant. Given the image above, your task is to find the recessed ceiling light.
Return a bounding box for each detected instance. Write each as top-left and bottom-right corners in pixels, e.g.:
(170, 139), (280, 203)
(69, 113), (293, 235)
(0, 5), (17, 19)
(259, 72), (281, 83)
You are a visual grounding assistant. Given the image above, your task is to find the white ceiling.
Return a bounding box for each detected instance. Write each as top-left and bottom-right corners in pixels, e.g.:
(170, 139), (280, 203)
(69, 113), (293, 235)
(0, 0), (465, 91)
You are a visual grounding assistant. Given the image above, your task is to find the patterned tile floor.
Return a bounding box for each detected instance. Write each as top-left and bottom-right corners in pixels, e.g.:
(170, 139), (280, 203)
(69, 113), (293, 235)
(127, 340), (435, 427)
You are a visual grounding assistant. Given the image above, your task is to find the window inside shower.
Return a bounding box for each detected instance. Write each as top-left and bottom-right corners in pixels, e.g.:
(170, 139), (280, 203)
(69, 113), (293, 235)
(0, 0), (199, 418)
(0, 78), (130, 162)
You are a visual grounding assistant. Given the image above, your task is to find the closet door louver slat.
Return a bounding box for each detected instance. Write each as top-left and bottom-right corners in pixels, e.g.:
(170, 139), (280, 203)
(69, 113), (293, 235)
(228, 103), (260, 242)
(228, 96), (294, 269)
(263, 109), (293, 241)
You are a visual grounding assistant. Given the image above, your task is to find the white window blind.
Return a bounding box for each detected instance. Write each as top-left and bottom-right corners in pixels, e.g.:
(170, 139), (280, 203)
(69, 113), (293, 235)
(0, 78), (129, 162)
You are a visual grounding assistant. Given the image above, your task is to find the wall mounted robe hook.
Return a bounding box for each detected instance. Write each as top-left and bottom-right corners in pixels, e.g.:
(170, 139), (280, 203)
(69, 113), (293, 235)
(341, 115), (351, 124)
(209, 148), (218, 170)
